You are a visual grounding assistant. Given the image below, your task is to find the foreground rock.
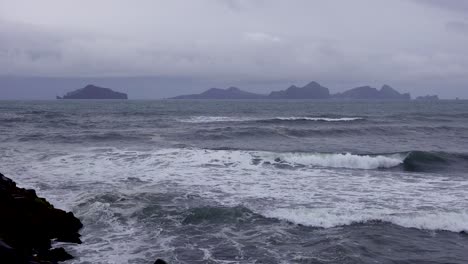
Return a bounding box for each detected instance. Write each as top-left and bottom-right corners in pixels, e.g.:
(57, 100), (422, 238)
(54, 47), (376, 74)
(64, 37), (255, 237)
(57, 84), (128, 99)
(0, 173), (83, 263)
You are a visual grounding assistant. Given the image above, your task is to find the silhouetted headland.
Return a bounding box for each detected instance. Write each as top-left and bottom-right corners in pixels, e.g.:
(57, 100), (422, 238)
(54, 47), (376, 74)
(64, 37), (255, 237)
(170, 82), (414, 100)
(171, 86), (264, 99)
(57, 84), (128, 99)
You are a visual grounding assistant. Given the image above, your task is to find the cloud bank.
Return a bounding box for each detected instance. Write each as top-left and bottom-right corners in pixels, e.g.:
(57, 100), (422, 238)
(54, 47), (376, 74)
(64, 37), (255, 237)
(1, 0), (468, 97)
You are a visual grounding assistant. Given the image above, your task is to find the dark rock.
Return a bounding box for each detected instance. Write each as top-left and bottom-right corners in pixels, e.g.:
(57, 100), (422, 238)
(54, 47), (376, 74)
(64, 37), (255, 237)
(154, 259), (168, 264)
(39, 247), (73, 262)
(0, 239), (22, 264)
(171, 86), (265, 99)
(334, 84), (410, 100)
(58, 84), (128, 99)
(0, 172), (82, 263)
(268, 81), (330, 99)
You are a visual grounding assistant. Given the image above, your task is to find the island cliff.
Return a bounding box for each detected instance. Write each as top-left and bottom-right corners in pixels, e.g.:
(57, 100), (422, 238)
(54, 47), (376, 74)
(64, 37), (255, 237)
(268, 81), (330, 99)
(170, 82), (413, 100)
(171, 87), (264, 99)
(57, 84), (128, 99)
(333, 85), (410, 100)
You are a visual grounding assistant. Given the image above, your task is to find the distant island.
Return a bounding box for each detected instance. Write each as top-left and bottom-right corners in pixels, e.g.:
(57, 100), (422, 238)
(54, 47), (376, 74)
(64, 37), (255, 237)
(171, 86), (264, 99)
(269, 81), (330, 99)
(334, 85), (410, 100)
(57, 84), (128, 99)
(170, 81), (413, 100)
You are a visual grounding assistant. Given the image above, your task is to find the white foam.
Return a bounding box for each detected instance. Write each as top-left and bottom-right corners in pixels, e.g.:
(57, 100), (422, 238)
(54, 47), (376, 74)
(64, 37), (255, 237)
(261, 152), (405, 169)
(3, 145), (468, 263)
(178, 116), (256, 123)
(178, 116), (363, 123)
(264, 208), (468, 233)
(274, 117), (363, 122)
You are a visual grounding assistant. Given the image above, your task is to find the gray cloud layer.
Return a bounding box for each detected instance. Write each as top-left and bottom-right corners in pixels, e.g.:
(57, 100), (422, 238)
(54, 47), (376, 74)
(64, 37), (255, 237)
(1, 0), (468, 98)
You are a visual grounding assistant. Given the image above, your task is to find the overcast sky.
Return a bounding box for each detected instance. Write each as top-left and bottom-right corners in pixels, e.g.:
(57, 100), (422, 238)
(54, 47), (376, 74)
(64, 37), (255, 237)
(1, 0), (468, 98)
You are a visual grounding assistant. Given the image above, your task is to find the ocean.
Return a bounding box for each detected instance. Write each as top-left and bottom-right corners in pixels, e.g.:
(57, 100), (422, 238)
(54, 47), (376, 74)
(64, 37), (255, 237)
(1, 100), (467, 264)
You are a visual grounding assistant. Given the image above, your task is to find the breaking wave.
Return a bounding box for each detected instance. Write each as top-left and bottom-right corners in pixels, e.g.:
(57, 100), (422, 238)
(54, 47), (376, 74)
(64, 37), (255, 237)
(259, 152), (405, 170)
(258, 150), (468, 172)
(178, 116), (364, 123)
(271, 117), (363, 122)
(264, 208), (468, 233)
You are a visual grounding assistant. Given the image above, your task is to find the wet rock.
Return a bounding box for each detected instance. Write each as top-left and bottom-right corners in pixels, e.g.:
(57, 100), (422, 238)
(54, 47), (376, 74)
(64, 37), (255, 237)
(0, 172), (83, 263)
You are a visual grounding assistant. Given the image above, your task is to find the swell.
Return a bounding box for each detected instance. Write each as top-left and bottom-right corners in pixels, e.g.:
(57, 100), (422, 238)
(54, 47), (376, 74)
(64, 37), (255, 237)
(16, 131), (152, 143)
(170, 204), (468, 234)
(259, 152), (406, 170)
(178, 116), (364, 123)
(264, 208), (468, 233)
(182, 125), (468, 140)
(403, 151), (468, 172)
(259, 150), (468, 172)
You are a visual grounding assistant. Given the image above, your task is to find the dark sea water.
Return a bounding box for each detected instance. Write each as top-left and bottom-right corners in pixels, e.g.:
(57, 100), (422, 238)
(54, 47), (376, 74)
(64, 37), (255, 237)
(1, 100), (468, 264)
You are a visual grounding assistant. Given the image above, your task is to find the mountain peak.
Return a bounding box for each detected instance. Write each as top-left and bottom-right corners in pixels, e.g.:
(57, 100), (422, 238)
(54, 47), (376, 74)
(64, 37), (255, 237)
(303, 81), (321, 88)
(381, 84), (396, 92)
(58, 84), (128, 99)
(170, 86), (265, 99)
(269, 81), (330, 99)
(334, 84), (410, 100)
(227, 87), (241, 92)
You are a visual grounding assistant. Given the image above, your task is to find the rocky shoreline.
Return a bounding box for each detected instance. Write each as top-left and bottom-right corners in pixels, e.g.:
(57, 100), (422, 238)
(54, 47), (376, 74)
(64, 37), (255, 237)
(0, 172), (82, 263)
(0, 172), (168, 264)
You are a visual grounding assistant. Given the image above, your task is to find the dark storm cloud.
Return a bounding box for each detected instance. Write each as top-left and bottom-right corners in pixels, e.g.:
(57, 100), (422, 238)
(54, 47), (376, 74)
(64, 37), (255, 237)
(0, 0), (468, 98)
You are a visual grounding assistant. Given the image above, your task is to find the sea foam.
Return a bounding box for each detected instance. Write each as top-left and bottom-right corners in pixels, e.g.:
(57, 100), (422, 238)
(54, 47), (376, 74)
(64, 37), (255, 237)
(264, 208), (468, 233)
(178, 116), (363, 123)
(261, 152), (405, 170)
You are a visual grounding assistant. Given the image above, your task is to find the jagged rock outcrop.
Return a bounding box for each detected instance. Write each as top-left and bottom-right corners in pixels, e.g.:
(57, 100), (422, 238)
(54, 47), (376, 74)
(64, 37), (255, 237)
(268, 81), (330, 99)
(171, 82), (415, 101)
(334, 85), (410, 100)
(57, 84), (128, 99)
(171, 87), (265, 99)
(0, 173), (83, 263)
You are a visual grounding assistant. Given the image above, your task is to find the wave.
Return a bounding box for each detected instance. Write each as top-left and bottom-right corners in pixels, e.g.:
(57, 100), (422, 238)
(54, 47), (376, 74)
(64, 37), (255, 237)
(183, 205), (255, 225)
(178, 116), (257, 123)
(180, 204), (468, 233)
(17, 131), (150, 143)
(178, 116), (364, 123)
(271, 117), (363, 122)
(259, 152), (405, 170)
(403, 151), (468, 172)
(264, 208), (468, 233)
(259, 150), (468, 172)
(185, 125), (468, 140)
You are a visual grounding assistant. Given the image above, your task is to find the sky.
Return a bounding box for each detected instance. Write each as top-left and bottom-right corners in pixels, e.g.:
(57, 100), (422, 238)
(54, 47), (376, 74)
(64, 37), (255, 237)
(1, 0), (468, 99)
